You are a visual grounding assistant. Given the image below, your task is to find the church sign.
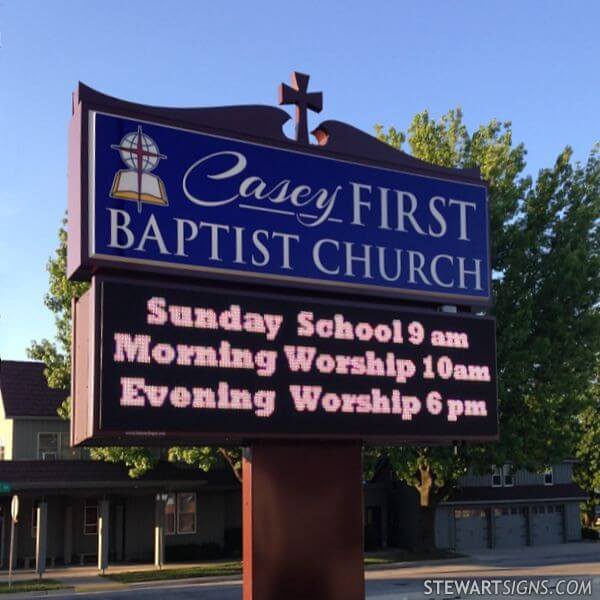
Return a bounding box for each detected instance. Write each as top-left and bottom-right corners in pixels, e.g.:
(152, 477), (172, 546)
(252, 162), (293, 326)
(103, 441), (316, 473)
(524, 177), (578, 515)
(71, 277), (497, 446)
(68, 76), (499, 600)
(69, 79), (498, 447)
(68, 85), (490, 305)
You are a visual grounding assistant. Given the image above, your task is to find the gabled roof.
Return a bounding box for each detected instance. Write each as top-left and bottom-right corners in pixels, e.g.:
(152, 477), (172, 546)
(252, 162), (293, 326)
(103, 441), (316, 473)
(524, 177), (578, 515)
(0, 360), (67, 418)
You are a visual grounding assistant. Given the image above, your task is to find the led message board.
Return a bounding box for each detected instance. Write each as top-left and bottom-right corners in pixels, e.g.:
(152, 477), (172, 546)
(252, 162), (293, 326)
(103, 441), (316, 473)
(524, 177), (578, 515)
(68, 85), (490, 305)
(71, 277), (498, 445)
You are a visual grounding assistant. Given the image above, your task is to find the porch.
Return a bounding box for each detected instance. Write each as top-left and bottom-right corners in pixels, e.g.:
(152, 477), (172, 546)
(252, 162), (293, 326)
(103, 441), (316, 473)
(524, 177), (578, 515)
(0, 460), (240, 571)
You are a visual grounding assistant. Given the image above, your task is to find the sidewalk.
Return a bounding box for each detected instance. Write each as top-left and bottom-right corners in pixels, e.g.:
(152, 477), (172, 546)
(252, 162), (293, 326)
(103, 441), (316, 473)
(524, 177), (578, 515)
(0, 559), (242, 594)
(0, 553), (462, 594)
(1, 543), (596, 595)
(468, 540), (600, 566)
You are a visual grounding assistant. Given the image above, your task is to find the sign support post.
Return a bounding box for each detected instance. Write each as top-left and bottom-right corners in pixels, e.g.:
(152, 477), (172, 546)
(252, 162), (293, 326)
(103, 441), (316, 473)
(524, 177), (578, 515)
(35, 502), (47, 579)
(243, 442), (364, 600)
(8, 495), (18, 589)
(97, 499), (109, 574)
(154, 495), (166, 569)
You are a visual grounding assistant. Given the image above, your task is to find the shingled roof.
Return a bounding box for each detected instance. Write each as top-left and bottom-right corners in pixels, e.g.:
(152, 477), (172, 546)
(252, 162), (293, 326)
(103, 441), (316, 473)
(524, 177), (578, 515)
(442, 483), (588, 504)
(0, 360), (67, 418)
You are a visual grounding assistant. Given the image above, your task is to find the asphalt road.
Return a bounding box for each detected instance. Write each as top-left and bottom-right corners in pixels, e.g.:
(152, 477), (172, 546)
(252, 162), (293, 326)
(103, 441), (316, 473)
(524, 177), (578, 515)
(44, 575), (600, 600)
(20, 544), (600, 599)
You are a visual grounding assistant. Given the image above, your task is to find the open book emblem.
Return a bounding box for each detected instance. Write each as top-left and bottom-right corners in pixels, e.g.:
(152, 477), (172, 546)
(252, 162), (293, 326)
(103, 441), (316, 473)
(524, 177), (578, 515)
(110, 126), (168, 213)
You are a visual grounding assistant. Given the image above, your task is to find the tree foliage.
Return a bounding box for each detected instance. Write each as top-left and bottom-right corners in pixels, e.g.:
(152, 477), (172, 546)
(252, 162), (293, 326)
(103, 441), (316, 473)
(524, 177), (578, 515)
(30, 115), (599, 526)
(27, 221), (88, 419)
(169, 447), (243, 482)
(27, 217), (239, 480)
(574, 372), (600, 527)
(372, 114), (600, 549)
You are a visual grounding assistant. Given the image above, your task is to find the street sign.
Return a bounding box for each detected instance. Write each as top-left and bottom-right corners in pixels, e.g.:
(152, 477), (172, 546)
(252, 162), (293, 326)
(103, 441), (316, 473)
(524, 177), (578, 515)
(10, 495), (19, 522)
(71, 276), (498, 446)
(0, 482), (12, 494)
(8, 494), (18, 588)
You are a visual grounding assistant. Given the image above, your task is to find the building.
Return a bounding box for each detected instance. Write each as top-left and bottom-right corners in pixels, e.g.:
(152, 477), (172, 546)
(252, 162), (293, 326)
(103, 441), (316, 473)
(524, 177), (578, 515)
(0, 360), (240, 567)
(0, 360), (587, 568)
(435, 463), (586, 550)
(367, 459), (586, 552)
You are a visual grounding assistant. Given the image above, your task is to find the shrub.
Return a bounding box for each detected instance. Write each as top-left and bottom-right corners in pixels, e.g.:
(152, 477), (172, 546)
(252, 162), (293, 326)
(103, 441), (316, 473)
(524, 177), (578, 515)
(166, 542), (224, 562)
(582, 527), (599, 540)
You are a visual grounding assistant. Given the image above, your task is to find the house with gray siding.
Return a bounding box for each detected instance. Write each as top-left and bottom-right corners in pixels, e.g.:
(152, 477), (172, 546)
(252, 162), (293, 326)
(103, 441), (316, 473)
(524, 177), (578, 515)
(434, 461), (586, 551)
(366, 458), (586, 552)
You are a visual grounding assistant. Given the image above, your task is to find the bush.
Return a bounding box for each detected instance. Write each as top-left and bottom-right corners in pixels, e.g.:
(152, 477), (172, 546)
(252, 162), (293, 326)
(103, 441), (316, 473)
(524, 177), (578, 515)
(582, 527), (599, 540)
(166, 542), (224, 562)
(224, 527), (242, 554)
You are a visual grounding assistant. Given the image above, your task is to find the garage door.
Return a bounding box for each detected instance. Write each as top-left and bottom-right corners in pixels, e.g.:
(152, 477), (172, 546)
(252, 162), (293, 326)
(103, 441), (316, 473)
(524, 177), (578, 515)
(494, 506), (528, 548)
(532, 504), (564, 545)
(454, 508), (490, 551)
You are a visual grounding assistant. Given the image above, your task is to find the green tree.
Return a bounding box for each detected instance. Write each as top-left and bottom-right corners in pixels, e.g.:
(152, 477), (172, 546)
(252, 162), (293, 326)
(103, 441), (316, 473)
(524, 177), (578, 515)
(371, 116), (600, 551)
(28, 218), (242, 480)
(28, 221), (88, 419)
(31, 116), (599, 543)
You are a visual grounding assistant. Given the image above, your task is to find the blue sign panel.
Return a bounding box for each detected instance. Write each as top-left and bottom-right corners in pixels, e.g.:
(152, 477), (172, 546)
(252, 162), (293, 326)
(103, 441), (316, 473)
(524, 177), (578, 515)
(89, 111), (490, 303)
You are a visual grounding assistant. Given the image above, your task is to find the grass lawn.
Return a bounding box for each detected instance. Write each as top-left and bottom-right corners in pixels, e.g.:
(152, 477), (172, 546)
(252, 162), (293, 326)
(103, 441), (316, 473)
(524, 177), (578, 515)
(105, 562), (242, 584)
(105, 550), (462, 584)
(0, 579), (68, 594)
(364, 548), (462, 565)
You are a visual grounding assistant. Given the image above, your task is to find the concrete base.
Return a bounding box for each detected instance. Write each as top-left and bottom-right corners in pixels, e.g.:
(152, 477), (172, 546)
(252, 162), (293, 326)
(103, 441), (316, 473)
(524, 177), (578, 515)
(243, 442), (364, 600)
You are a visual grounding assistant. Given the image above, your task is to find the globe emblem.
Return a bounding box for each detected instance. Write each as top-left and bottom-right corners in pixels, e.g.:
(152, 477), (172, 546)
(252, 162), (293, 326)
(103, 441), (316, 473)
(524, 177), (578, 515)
(117, 130), (162, 172)
(109, 125), (169, 212)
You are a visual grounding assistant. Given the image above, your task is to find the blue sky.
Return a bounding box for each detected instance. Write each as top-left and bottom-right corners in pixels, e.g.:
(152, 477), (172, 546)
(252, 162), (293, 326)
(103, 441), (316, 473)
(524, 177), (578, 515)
(0, 0), (598, 360)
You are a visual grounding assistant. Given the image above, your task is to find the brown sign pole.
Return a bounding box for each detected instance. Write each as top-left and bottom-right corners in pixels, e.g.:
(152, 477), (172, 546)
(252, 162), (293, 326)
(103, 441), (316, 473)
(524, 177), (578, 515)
(243, 442), (364, 600)
(251, 76), (363, 596)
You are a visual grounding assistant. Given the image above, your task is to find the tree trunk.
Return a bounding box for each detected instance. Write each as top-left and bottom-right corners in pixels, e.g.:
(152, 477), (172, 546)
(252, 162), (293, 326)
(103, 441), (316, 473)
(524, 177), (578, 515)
(582, 512), (591, 528)
(218, 447), (243, 483)
(413, 464), (441, 553)
(415, 503), (437, 553)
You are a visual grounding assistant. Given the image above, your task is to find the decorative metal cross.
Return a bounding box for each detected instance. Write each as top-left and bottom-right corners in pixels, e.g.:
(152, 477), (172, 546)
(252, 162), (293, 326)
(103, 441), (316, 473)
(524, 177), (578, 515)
(278, 72), (323, 144)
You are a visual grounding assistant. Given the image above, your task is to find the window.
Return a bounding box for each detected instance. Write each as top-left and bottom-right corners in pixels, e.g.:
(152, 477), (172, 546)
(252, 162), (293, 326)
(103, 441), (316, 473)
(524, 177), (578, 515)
(543, 468), (553, 486)
(84, 500), (98, 535)
(503, 465), (514, 487)
(0, 446), (5, 461)
(455, 509), (486, 519)
(165, 494), (176, 535)
(164, 492), (197, 535)
(492, 465), (514, 487)
(38, 433), (59, 460)
(492, 466), (502, 487)
(177, 493), (196, 534)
